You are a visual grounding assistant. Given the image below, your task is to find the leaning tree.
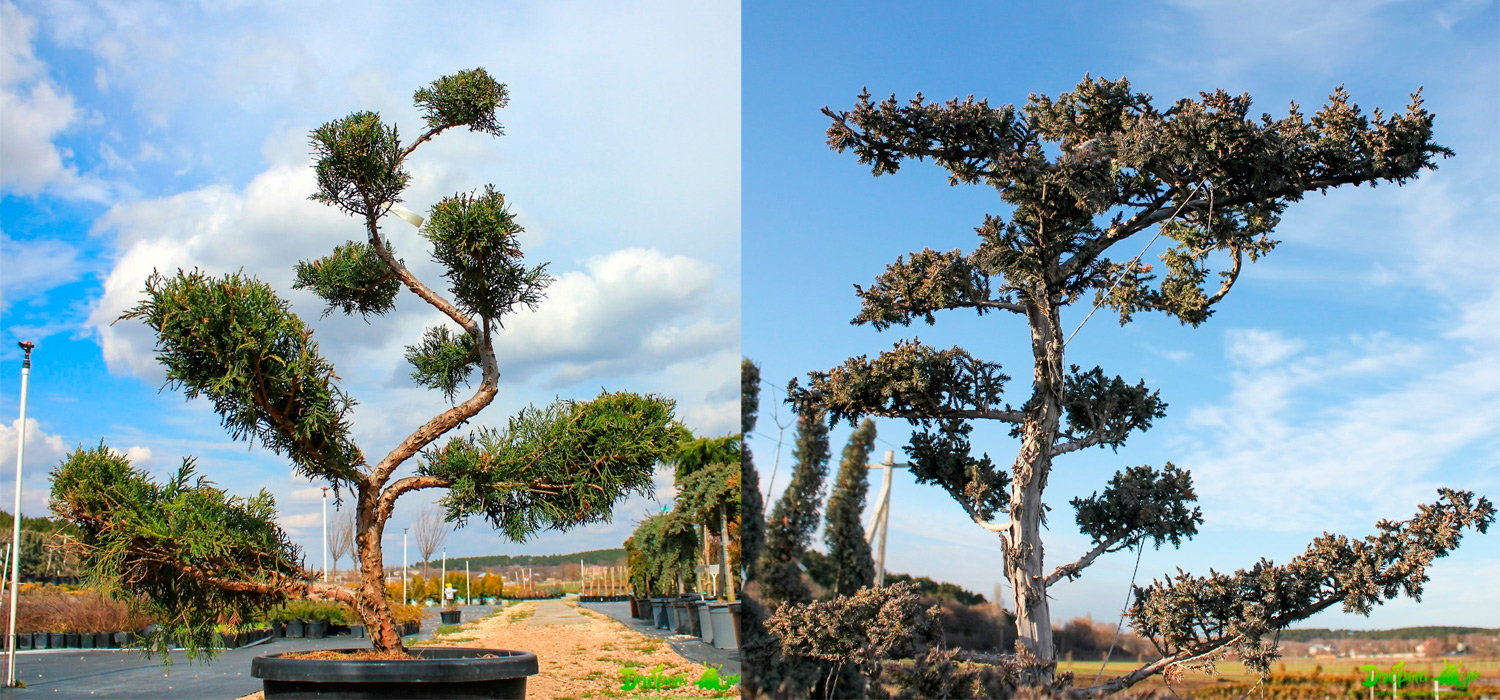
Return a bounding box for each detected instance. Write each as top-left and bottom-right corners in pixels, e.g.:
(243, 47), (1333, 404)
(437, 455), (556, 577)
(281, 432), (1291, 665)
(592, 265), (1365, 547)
(791, 77), (1493, 693)
(49, 68), (682, 658)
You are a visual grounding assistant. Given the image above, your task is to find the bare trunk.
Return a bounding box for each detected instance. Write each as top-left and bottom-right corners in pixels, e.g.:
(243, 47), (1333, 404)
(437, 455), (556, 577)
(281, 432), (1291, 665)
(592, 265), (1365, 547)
(354, 486), (403, 653)
(1006, 299), (1066, 686)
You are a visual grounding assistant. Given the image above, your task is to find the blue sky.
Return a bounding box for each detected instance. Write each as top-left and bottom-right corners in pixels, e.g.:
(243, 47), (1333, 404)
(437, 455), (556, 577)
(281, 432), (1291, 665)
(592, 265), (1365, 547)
(0, 0), (739, 568)
(744, 0), (1498, 628)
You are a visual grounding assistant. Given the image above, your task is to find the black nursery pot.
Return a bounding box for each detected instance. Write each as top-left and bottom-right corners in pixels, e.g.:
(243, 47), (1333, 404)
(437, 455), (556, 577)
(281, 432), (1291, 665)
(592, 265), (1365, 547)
(306, 619), (329, 639)
(271, 620), (286, 637)
(253, 647), (539, 700)
(285, 619), (305, 638)
(440, 610), (461, 625)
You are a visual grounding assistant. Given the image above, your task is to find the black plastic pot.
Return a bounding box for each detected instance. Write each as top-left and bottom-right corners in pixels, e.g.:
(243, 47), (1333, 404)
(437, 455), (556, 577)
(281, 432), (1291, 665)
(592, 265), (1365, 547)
(80, 633), (96, 649)
(32, 632), (47, 649)
(272, 620), (286, 637)
(16, 634), (30, 650)
(350, 624), (366, 638)
(253, 647), (539, 699)
(114, 631), (132, 648)
(65, 633), (81, 648)
(440, 610), (462, 625)
(306, 619), (329, 639)
(285, 619), (305, 638)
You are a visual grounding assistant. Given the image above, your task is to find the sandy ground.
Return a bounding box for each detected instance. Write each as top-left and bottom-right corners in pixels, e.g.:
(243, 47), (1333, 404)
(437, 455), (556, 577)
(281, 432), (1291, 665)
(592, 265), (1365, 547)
(234, 601), (738, 700)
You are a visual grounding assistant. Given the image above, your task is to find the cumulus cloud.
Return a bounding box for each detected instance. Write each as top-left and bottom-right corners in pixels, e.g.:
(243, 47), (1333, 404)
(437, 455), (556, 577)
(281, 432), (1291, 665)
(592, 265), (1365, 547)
(487, 248), (736, 386)
(0, 417), (69, 515)
(0, 1), (81, 194)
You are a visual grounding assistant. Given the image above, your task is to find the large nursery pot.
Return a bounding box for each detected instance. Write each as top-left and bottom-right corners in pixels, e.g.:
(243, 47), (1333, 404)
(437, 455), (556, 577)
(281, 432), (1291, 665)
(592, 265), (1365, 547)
(440, 610), (462, 625)
(651, 598), (669, 629)
(708, 601), (737, 650)
(284, 619), (305, 638)
(305, 619), (329, 639)
(694, 600), (714, 645)
(671, 599), (692, 634)
(252, 647), (539, 700)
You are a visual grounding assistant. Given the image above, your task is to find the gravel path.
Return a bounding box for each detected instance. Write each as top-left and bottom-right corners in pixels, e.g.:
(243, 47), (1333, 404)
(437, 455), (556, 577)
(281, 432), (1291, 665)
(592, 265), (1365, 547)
(418, 599), (738, 699)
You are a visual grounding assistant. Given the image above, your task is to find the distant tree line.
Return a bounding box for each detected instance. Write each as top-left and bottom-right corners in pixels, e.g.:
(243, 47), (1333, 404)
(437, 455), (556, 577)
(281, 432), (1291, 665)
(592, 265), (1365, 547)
(1277, 627), (1500, 642)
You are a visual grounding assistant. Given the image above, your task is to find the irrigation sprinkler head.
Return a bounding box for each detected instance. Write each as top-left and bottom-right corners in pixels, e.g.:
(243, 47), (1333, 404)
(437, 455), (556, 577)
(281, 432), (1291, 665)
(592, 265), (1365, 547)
(17, 341), (34, 355)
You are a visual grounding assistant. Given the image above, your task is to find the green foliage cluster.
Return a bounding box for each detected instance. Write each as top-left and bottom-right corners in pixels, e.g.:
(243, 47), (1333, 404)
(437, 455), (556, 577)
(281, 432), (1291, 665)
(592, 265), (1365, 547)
(768, 581), (1024, 699)
(309, 110), (409, 218)
(273, 600), (356, 624)
(119, 269), (362, 486)
(50, 445), (301, 659)
(404, 325), (479, 402)
(421, 185), (550, 324)
(413, 67), (509, 136)
(422, 391), (682, 542)
(624, 511), (698, 597)
(292, 239), (399, 318)
(1069, 463), (1201, 556)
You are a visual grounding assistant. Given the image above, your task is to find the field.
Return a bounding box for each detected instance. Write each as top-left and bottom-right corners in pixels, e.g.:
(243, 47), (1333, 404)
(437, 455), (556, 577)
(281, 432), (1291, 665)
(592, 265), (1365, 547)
(1058, 657), (1500, 698)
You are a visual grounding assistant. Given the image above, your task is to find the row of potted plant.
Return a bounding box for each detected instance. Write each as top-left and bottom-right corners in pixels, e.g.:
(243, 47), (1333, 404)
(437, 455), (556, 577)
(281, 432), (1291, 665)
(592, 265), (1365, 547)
(629, 595), (740, 651)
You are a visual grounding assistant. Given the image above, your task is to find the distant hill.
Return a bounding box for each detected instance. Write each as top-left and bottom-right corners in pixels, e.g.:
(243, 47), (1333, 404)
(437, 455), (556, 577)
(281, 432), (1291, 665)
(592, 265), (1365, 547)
(420, 548), (626, 570)
(1278, 626), (1500, 642)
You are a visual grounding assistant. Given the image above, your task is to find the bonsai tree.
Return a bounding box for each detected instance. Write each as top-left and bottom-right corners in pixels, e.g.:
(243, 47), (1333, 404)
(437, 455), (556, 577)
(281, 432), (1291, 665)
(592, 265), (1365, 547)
(48, 67), (683, 658)
(790, 76), (1493, 693)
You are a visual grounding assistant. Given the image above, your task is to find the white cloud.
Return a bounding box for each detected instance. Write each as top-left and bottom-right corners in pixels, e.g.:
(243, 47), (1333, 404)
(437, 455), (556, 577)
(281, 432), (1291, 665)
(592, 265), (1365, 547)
(0, 1), (81, 194)
(1181, 310), (1499, 532)
(488, 248), (736, 386)
(1224, 328), (1304, 368)
(0, 417), (69, 515)
(0, 230), (86, 311)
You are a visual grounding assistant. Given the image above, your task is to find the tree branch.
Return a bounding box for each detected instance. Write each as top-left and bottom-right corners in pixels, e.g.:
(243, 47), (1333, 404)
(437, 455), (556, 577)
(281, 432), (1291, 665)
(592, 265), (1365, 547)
(377, 475), (453, 522)
(186, 565), (357, 606)
(872, 407), (1026, 424)
(1059, 175), (1374, 281)
(1046, 535), (1129, 587)
(400, 125), (452, 161)
(1050, 432), (1119, 457)
(1067, 636), (1242, 699)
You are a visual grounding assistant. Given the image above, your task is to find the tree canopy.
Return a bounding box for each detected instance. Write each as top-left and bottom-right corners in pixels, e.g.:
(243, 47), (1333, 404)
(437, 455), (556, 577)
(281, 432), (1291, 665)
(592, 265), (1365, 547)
(780, 75), (1488, 696)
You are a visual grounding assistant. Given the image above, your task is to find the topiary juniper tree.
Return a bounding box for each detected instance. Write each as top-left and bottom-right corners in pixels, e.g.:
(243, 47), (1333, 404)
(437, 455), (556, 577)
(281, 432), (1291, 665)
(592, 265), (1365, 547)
(823, 418), (877, 596)
(48, 68), (683, 659)
(790, 76), (1493, 693)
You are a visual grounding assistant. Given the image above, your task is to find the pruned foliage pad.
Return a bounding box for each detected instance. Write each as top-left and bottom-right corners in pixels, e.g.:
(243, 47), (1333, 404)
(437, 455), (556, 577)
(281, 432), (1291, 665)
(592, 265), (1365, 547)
(293, 239), (401, 318)
(50, 444), (301, 661)
(405, 325), (479, 401)
(422, 185), (551, 323)
(1131, 489), (1494, 675)
(309, 110), (409, 218)
(421, 391), (683, 542)
(414, 67), (510, 136)
(119, 268), (362, 486)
